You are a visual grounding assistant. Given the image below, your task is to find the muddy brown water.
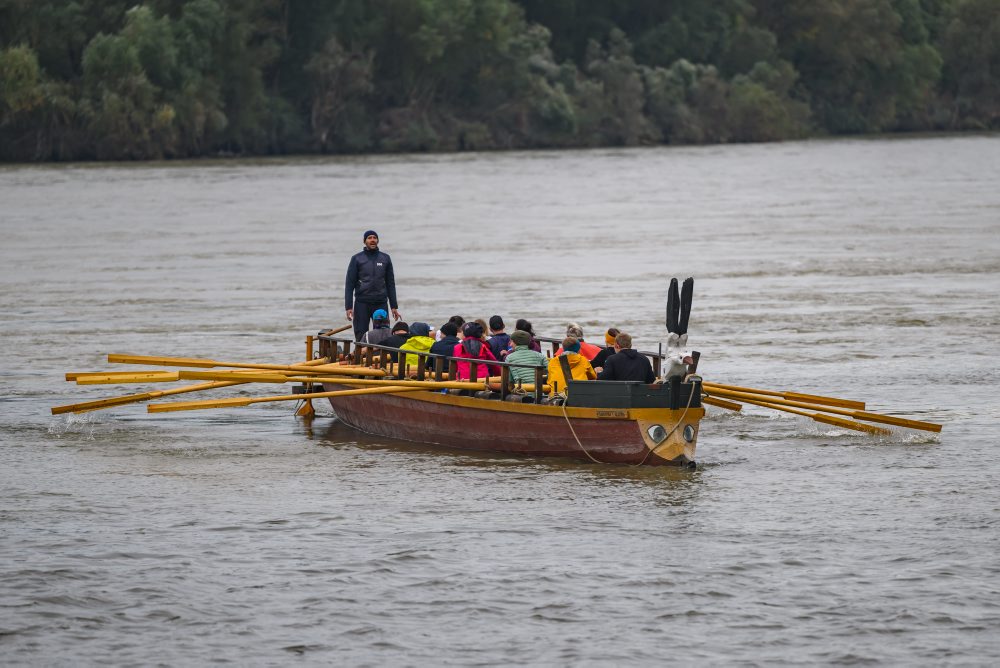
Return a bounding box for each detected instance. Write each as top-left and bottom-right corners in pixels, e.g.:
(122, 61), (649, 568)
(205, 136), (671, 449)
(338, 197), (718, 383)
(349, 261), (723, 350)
(2, 135), (999, 664)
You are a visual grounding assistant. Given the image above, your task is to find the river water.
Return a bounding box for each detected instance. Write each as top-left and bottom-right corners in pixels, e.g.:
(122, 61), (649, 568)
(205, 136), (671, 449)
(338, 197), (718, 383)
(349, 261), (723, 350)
(2, 135), (999, 665)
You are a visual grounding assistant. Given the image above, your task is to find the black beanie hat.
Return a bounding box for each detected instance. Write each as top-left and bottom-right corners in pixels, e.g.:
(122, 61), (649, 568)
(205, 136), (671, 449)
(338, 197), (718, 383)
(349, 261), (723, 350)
(363, 230), (378, 241)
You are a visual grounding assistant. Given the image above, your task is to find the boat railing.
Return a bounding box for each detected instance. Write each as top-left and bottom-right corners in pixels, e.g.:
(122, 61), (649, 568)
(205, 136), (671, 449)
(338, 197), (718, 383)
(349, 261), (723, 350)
(316, 332), (549, 403)
(316, 330), (692, 403)
(532, 335), (668, 377)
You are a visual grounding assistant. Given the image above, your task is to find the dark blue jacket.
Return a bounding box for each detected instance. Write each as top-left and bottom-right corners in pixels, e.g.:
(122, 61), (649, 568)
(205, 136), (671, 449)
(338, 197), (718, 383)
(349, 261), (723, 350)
(430, 336), (460, 360)
(597, 349), (655, 383)
(345, 247), (397, 309)
(488, 332), (511, 359)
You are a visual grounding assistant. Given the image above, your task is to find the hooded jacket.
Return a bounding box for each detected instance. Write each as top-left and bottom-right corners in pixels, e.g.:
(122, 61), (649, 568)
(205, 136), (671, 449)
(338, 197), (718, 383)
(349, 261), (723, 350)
(399, 335), (436, 371)
(597, 349), (655, 383)
(453, 338), (500, 380)
(547, 352), (596, 396)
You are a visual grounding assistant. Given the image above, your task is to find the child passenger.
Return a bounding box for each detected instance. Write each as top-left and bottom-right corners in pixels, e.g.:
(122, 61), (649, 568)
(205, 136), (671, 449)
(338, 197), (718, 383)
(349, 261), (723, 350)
(454, 322), (500, 381)
(506, 330), (547, 385)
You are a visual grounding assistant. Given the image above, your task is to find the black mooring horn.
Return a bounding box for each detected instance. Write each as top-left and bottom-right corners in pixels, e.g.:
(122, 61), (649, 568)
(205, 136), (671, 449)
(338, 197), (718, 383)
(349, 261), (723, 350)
(678, 277), (694, 335)
(666, 278), (680, 333)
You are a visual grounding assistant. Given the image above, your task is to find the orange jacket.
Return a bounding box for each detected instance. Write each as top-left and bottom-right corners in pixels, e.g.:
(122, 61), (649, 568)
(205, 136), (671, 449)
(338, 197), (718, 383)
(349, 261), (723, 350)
(554, 340), (602, 361)
(547, 353), (596, 396)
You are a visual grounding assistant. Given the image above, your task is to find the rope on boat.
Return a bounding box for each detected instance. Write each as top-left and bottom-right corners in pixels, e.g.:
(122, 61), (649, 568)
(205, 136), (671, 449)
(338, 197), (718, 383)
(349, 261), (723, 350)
(559, 382), (697, 466)
(634, 380), (697, 466)
(560, 402), (605, 464)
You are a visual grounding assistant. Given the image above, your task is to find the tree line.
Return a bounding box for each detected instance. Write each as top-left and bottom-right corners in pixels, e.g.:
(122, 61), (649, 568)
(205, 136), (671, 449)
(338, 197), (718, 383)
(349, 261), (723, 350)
(0, 0), (997, 161)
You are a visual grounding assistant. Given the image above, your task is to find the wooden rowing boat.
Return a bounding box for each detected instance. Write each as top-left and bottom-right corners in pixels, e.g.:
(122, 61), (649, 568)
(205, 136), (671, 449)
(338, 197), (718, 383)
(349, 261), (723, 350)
(51, 280), (942, 455)
(317, 333), (704, 466)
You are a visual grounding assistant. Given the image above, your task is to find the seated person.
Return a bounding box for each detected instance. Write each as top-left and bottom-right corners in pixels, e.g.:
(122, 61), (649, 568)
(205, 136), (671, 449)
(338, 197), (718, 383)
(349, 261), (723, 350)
(506, 329), (547, 385)
(554, 323), (602, 361)
(399, 322), (435, 372)
(589, 327), (621, 372)
(429, 321), (460, 361)
(360, 309), (393, 346)
(547, 336), (596, 396)
(437, 315), (465, 341)
(598, 332), (655, 383)
(453, 322), (500, 381)
(487, 315), (512, 359)
(515, 318), (542, 352)
(379, 321), (410, 363)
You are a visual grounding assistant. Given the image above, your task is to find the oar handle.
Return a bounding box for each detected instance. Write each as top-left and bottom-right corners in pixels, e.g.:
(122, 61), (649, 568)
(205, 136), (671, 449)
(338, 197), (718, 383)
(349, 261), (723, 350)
(318, 324), (353, 337)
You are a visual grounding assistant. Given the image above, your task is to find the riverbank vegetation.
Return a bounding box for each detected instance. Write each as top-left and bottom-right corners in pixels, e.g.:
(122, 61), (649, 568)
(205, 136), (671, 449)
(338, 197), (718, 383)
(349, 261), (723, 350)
(1, 0), (997, 161)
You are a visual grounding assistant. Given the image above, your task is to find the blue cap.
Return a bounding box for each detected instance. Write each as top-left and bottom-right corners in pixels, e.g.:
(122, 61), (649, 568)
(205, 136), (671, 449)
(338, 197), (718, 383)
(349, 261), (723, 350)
(373, 309), (388, 321)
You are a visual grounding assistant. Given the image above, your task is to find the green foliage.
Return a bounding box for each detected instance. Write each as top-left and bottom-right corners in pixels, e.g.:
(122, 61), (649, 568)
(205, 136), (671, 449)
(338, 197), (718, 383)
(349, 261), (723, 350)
(80, 29), (162, 159)
(581, 30), (659, 146)
(0, 0), (995, 161)
(305, 37), (375, 151)
(0, 45), (44, 119)
(728, 62), (810, 142)
(939, 0), (1000, 128)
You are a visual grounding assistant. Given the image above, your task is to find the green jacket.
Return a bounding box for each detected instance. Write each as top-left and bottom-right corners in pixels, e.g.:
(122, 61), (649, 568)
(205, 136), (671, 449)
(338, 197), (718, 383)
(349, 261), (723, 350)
(506, 346), (547, 385)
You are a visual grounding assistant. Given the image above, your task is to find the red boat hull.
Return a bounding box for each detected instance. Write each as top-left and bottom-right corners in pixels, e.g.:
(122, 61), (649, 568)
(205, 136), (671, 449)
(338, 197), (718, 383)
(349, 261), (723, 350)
(324, 384), (702, 466)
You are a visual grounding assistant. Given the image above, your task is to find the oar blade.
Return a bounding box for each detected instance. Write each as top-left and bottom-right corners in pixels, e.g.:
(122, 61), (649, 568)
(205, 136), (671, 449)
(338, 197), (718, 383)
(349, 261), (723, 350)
(813, 413), (891, 435)
(52, 392), (153, 415)
(853, 411), (942, 433)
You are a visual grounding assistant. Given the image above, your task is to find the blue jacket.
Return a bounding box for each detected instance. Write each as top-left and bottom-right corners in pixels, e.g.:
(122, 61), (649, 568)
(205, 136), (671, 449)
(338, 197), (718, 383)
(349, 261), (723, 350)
(430, 336), (460, 359)
(597, 349), (655, 383)
(488, 332), (511, 359)
(345, 247), (397, 309)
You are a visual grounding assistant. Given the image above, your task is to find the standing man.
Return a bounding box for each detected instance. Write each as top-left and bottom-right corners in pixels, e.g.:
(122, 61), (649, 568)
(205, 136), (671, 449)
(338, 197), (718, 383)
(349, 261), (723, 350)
(345, 230), (401, 340)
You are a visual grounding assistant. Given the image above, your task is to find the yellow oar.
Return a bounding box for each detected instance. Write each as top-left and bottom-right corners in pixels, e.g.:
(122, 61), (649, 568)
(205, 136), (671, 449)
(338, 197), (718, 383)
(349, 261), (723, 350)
(168, 370), (552, 394)
(148, 384), (435, 413)
(317, 323), (354, 338)
(55, 358), (335, 414)
(703, 381), (865, 410)
(737, 395), (890, 435)
(52, 381), (245, 415)
(66, 370), (178, 382)
(106, 354), (385, 377)
(177, 370), (551, 394)
(702, 395), (743, 411)
(77, 371), (181, 385)
(705, 387), (942, 433)
(174, 372), (490, 391)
